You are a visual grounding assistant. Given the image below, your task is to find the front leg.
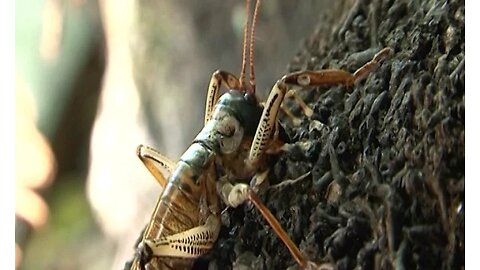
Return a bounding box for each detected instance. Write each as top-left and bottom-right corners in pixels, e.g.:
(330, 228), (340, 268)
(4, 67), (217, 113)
(248, 47), (392, 164)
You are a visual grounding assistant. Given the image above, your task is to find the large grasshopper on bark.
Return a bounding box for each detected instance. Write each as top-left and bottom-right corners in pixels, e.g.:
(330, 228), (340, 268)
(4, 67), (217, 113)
(126, 0), (391, 269)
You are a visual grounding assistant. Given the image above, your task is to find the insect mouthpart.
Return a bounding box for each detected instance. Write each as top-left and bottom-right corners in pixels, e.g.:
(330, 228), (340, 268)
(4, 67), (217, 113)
(211, 110), (244, 154)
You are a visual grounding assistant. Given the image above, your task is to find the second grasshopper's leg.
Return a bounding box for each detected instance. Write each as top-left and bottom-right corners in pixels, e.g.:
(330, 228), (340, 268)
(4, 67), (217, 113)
(249, 47), (392, 164)
(137, 144), (176, 187)
(204, 70), (241, 124)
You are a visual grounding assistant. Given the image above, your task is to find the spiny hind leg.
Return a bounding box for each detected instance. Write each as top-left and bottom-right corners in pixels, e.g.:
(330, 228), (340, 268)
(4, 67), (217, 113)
(204, 70), (241, 124)
(137, 144), (176, 188)
(143, 215), (220, 258)
(248, 47), (392, 164)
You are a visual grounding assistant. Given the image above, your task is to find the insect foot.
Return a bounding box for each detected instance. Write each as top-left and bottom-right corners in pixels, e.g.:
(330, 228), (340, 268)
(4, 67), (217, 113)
(227, 183), (250, 208)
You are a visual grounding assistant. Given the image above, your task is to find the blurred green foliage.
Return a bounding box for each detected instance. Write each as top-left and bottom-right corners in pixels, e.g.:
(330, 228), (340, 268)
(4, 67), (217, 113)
(22, 176), (112, 270)
(16, 0), (100, 139)
(16, 0), (105, 269)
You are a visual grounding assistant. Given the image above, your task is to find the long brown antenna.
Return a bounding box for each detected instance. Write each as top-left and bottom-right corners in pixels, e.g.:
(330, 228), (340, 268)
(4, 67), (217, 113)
(239, 0), (251, 91)
(248, 0), (261, 93)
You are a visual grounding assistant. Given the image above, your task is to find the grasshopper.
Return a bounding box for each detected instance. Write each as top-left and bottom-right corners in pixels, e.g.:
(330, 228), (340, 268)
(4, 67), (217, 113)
(127, 0), (392, 269)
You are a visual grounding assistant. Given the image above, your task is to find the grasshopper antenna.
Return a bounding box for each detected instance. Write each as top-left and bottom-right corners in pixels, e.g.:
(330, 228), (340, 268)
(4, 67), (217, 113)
(239, 0), (251, 92)
(239, 0), (261, 94)
(249, 0), (261, 93)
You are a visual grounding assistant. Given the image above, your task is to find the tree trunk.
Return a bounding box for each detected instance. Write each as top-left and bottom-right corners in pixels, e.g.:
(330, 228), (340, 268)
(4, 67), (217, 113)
(203, 0), (464, 269)
(126, 0), (464, 269)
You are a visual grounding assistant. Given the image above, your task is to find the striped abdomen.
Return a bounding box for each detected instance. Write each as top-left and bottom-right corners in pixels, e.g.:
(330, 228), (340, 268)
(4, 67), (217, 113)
(140, 143), (220, 269)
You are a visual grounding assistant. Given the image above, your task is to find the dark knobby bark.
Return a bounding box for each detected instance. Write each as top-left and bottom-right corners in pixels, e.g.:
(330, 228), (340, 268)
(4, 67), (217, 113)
(203, 0), (464, 269)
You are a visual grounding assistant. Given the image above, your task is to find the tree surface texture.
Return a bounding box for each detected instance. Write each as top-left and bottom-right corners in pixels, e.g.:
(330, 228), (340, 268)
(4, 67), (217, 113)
(126, 0), (464, 269)
(203, 0), (465, 269)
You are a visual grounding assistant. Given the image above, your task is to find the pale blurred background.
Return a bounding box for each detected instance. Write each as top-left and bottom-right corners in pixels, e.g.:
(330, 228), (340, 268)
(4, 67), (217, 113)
(15, 0), (331, 269)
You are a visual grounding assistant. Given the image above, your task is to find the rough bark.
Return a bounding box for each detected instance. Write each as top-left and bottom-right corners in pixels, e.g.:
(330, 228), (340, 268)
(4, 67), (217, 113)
(201, 0), (465, 269)
(126, 0), (464, 269)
